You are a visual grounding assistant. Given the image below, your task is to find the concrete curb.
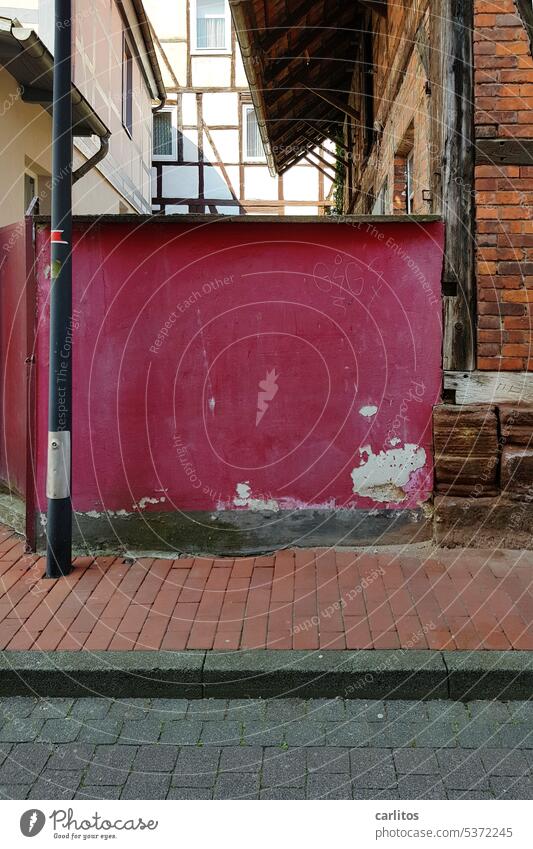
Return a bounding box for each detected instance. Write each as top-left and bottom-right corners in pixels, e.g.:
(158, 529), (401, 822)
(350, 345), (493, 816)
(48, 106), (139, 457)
(1, 650), (532, 700)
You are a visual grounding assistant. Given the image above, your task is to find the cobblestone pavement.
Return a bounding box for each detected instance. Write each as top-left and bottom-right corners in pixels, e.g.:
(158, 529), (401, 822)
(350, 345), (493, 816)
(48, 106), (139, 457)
(0, 697), (532, 799)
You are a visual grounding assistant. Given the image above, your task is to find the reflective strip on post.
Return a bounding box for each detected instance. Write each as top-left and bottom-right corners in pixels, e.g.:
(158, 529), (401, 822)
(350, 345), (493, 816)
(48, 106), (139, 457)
(46, 431), (71, 499)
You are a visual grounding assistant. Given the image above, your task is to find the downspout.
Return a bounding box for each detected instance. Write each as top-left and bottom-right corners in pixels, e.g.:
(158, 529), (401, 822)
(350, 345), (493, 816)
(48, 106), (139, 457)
(72, 132), (111, 184)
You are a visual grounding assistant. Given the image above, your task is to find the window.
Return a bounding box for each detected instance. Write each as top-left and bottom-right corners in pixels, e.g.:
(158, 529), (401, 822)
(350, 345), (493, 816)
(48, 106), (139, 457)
(243, 105), (265, 161)
(193, 0), (230, 52)
(372, 180), (388, 215)
(122, 35), (133, 136)
(24, 172), (36, 214)
(153, 109), (177, 161)
(406, 151), (414, 213)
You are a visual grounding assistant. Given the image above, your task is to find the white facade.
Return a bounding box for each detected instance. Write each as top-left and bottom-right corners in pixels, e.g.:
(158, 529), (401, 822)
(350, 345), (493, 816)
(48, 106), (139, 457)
(145, 0), (334, 215)
(0, 0), (160, 217)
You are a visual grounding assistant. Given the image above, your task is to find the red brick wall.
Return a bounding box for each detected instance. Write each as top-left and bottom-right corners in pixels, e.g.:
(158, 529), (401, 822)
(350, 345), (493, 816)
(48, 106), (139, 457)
(475, 0), (533, 370)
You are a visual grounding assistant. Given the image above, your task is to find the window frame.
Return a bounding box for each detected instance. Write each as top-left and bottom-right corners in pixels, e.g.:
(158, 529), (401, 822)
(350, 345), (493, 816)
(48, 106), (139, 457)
(242, 103), (265, 162)
(153, 107), (178, 162)
(122, 32), (133, 138)
(372, 179), (389, 215)
(191, 0), (232, 55)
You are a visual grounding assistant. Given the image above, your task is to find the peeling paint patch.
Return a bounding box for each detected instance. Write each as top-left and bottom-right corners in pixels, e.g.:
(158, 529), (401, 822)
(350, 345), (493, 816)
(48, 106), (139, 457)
(233, 481), (280, 512)
(351, 443), (427, 503)
(389, 437), (401, 447)
(359, 405), (378, 418)
(208, 397), (216, 413)
(133, 496), (166, 510)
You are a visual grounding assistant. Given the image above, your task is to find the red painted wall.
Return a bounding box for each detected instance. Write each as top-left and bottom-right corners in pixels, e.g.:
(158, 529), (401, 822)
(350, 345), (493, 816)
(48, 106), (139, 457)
(0, 220), (31, 497)
(34, 219), (444, 517)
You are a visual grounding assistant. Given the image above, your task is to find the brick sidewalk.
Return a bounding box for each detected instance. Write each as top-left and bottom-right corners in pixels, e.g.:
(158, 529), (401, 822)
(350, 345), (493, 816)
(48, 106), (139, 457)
(0, 525), (531, 652)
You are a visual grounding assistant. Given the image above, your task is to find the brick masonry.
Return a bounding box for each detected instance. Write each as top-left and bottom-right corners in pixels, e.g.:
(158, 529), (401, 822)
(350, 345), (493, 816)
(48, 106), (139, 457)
(475, 0), (533, 370)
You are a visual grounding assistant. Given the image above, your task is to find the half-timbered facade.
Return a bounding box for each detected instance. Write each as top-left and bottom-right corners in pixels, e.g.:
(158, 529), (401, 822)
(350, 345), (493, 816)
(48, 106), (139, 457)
(144, 0), (333, 214)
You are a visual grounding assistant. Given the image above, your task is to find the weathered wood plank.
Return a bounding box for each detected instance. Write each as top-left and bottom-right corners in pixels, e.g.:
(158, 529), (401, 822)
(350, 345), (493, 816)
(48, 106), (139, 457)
(436, 1), (476, 371)
(445, 371), (533, 404)
(476, 139), (533, 166)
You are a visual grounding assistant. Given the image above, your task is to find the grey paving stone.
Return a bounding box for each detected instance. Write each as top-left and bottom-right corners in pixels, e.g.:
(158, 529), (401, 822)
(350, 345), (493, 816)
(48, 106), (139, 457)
(213, 773), (260, 799)
(167, 788), (212, 799)
(265, 699), (308, 722)
(76, 786), (122, 799)
(225, 699), (266, 723)
(481, 748), (530, 777)
(47, 743), (95, 771)
(493, 724), (533, 749)
(307, 773), (352, 799)
(78, 720), (122, 745)
(0, 697), (36, 720)
(200, 721), (242, 746)
(37, 718), (80, 744)
(160, 721), (202, 745)
(172, 747), (220, 786)
(84, 745), (136, 785)
(119, 720), (162, 744)
(427, 701), (470, 724)
(0, 784), (30, 799)
(382, 724), (420, 748)
(436, 749), (490, 790)
(262, 748), (306, 788)
(307, 747), (350, 774)
(121, 773), (171, 799)
(261, 788), (306, 799)
(490, 776), (533, 800)
(397, 775), (447, 800)
(468, 701), (511, 722)
(307, 699), (346, 722)
(284, 722), (325, 746)
(28, 770), (82, 800)
(108, 700), (152, 720)
(187, 701), (228, 721)
(32, 699), (75, 719)
(507, 702), (533, 722)
(385, 701), (428, 723)
(70, 699), (111, 720)
(0, 742), (12, 768)
(325, 720), (373, 747)
(345, 701), (386, 720)
(0, 717), (43, 743)
(350, 750), (397, 788)
(148, 699), (188, 721)
(353, 787), (400, 800)
(241, 721), (284, 747)
(414, 723), (459, 748)
(133, 745), (178, 772)
(447, 790), (494, 800)
(0, 743), (51, 783)
(456, 720), (500, 749)
(219, 746), (263, 773)
(393, 748), (440, 775)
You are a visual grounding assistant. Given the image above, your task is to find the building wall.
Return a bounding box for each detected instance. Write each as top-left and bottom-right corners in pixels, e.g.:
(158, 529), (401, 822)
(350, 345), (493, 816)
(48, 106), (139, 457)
(31, 218), (443, 551)
(144, 0), (332, 215)
(0, 67), (140, 227)
(345, 1), (431, 217)
(0, 0), (156, 214)
(474, 0), (533, 372)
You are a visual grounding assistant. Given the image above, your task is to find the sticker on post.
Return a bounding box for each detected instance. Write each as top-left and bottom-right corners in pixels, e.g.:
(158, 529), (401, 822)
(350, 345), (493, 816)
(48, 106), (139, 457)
(46, 431), (71, 499)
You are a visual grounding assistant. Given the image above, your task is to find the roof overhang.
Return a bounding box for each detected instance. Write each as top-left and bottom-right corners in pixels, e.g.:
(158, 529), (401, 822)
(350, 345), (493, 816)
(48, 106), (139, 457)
(0, 17), (109, 138)
(229, 0), (386, 174)
(120, 0), (166, 106)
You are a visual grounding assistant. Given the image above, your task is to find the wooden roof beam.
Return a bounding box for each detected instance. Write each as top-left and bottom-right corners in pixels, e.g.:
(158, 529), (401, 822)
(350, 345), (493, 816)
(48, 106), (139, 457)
(302, 84), (360, 121)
